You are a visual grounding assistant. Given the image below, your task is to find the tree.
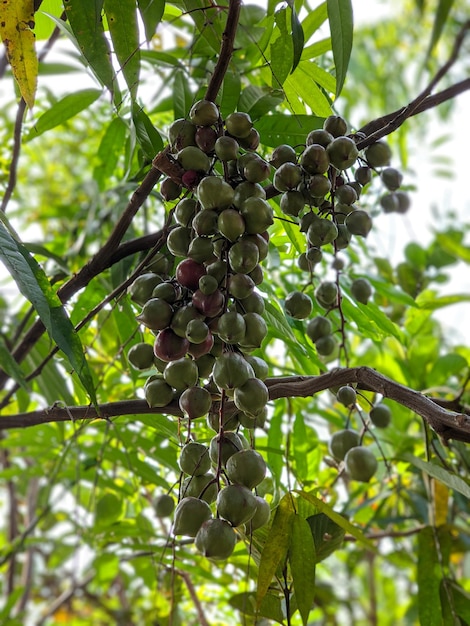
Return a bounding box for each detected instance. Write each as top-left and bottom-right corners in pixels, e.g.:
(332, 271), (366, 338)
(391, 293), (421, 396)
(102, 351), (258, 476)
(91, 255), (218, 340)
(1, 1), (470, 623)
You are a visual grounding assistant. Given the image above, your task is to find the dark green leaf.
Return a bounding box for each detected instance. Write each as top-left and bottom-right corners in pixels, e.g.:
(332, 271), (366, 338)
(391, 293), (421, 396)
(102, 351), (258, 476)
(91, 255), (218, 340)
(173, 68), (193, 120)
(290, 6), (305, 74)
(418, 526), (442, 626)
(104, 0), (140, 99)
(238, 85), (284, 119)
(26, 89), (102, 141)
(255, 114), (323, 147)
(327, 0), (353, 97)
(306, 513), (345, 563)
(230, 592), (285, 624)
(137, 0), (165, 42)
(219, 69), (241, 119)
(289, 515), (316, 625)
(132, 104), (164, 160)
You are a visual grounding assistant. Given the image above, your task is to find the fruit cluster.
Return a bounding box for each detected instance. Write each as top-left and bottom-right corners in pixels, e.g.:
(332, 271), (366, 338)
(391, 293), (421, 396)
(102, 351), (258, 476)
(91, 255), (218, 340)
(127, 102), (406, 557)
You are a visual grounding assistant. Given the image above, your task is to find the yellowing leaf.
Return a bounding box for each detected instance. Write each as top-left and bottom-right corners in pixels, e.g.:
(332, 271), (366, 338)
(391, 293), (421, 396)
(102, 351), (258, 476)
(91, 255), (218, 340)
(0, 0), (37, 108)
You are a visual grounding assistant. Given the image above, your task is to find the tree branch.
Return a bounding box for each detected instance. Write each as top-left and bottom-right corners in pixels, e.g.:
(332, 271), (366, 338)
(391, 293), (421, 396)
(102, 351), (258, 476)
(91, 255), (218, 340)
(1, 367), (469, 442)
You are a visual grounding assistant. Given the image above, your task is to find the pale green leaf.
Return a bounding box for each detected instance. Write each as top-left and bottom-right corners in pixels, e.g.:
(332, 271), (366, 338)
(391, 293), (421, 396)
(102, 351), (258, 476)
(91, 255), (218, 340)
(327, 0), (353, 97)
(403, 454), (470, 499)
(289, 515), (316, 625)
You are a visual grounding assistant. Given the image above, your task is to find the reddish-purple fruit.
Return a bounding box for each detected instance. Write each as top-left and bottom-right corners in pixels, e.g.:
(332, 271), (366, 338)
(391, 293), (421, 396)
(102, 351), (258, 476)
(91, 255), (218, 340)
(192, 289), (225, 318)
(154, 329), (189, 362)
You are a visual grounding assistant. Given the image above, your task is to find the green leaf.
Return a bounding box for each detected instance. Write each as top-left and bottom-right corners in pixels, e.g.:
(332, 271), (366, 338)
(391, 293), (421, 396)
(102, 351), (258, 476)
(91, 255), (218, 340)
(137, 0), (165, 42)
(104, 0), (140, 99)
(64, 0), (117, 96)
(93, 116), (128, 189)
(326, 0), (353, 97)
(428, 353), (468, 385)
(418, 526), (442, 626)
(0, 221), (97, 405)
(257, 493), (295, 608)
(284, 68), (332, 116)
(26, 89), (102, 141)
(229, 592), (285, 624)
(296, 491), (378, 553)
(416, 291), (470, 310)
(270, 17), (293, 87)
(367, 276), (417, 308)
(427, 0), (455, 57)
(255, 114), (323, 147)
(302, 1), (328, 39)
(0, 335), (28, 391)
(290, 6), (305, 74)
(306, 513), (345, 563)
(95, 492), (123, 525)
(219, 69), (241, 119)
(132, 103), (164, 160)
(238, 85), (284, 120)
(173, 69), (193, 120)
(267, 401), (285, 487)
(297, 60), (336, 95)
(289, 515), (316, 625)
(402, 454), (470, 500)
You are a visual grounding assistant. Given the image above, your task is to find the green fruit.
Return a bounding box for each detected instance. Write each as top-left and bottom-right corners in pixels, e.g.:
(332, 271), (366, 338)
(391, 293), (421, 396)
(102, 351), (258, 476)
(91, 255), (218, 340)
(306, 247), (323, 264)
(345, 446), (378, 482)
(177, 146), (211, 172)
(236, 291), (265, 315)
(179, 442), (211, 476)
(225, 449), (267, 489)
(212, 352), (255, 390)
(271, 144), (297, 167)
(307, 128), (334, 147)
(248, 496), (271, 530)
(206, 407), (239, 432)
(173, 497), (212, 536)
(370, 403), (392, 428)
(198, 274), (219, 295)
(323, 115), (348, 137)
(225, 111), (253, 138)
(233, 181), (266, 208)
(327, 136), (359, 170)
(243, 355), (269, 380)
(129, 273), (163, 306)
(152, 281), (179, 303)
(197, 176), (235, 210)
(167, 226), (191, 257)
(243, 156), (270, 183)
(365, 141), (392, 167)
(381, 167), (403, 191)
(306, 316), (332, 342)
(189, 99), (219, 126)
(307, 174), (331, 198)
(300, 144), (330, 175)
(345, 210), (372, 237)
(240, 197), (274, 234)
(163, 357), (199, 390)
(237, 407), (267, 429)
(315, 281), (338, 308)
(185, 319), (210, 344)
(228, 273), (255, 299)
(285, 291), (313, 320)
(187, 237), (214, 263)
(335, 184), (358, 205)
(233, 378), (269, 416)
(335, 223), (352, 249)
(195, 353), (216, 379)
(192, 209), (219, 235)
(181, 472), (217, 503)
(144, 378), (174, 408)
(155, 494), (175, 517)
(168, 118), (197, 150)
(127, 343), (155, 370)
(315, 334), (337, 356)
(241, 233), (269, 261)
(329, 429), (360, 461)
(209, 432), (244, 466)
(355, 166), (372, 185)
(337, 385), (357, 407)
(273, 162), (302, 191)
(240, 312), (268, 349)
(137, 298), (173, 331)
(228, 239), (260, 274)
(395, 191), (411, 213)
(307, 217), (338, 247)
(280, 190), (305, 217)
(215, 135), (239, 161)
(218, 209), (246, 242)
(179, 386), (212, 419)
(351, 278), (373, 304)
(380, 192), (399, 213)
(217, 311), (247, 344)
(195, 518), (236, 559)
(171, 305), (204, 338)
(216, 484), (258, 526)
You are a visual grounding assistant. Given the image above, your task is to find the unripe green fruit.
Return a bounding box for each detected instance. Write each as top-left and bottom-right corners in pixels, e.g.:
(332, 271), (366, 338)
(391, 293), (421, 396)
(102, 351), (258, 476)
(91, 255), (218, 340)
(271, 143), (297, 167)
(248, 263), (263, 286)
(215, 135), (239, 161)
(212, 352), (255, 390)
(345, 446), (378, 482)
(225, 111), (253, 138)
(206, 407), (239, 432)
(127, 343), (155, 370)
(173, 497), (212, 536)
(285, 291), (313, 319)
(307, 174), (331, 198)
(218, 209), (246, 242)
(189, 99), (219, 126)
(163, 357), (199, 391)
(307, 128), (334, 147)
(249, 496), (271, 530)
(395, 191), (411, 214)
(151, 282), (178, 305)
(239, 312), (268, 349)
(306, 316), (332, 342)
(181, 472), (217, 503)
(351, 278), (373, 304)
(370, 403), (392, 428)
(217, 311), (246, 344)
(273, 162), (302, 191)
(233, 180), (266, 208)
(195, 353), (216, 379)
(167, 226), (191, 257)
(129, 273), (163, 306)
(137, 298), (173, 331)
(216, 484), (258, 526)
(233, 377), (269, 416)
(239, 127), (260, 150)
(380, 192), (399, 213)
(345, 210), (372, 237)
(335, 184), (358, 205)
(306, 246), (323, 264)
(337, 385), (357, 406)
(197, 176), (235, 210)
(228, 239), (260, 274)
(323, 115), (348, 137)
(315, 281), (338, 308)
(315, 334), (337, 356)
(365, 141), (392, 167)
(195, 518), (236, 559)
(329, 429), (360, 460)
(244, 156), (271, 183)
(154, 494), (175, 518)
(228, 273), (255, 299)
(185, 319), (210, 344)
(179, 386), (212, 419)
(335, 223), (352, 249)
(168, 118), (197, 150)
(240, 197), (274, 234)
(280, 190), (305, 217)
(171, 305), (204, 338)
(300, 144), (330, 175)
(237, 291), (265, 315)
(192, 209), (219, 236)
(177, 146), (211, 172)
(187, 237), (214, 264)
(244, 355), (269, 380)
(307, 217), (338, 247)
(332, 255), (345, 270)
(179, 442), (211, 476)
(327, 136), (359, 170)
(237, 407), (267, 429)
(381, 167), (403, 191)
(355, 166), (372, 185)
(198, 274), (219, 295)
(225, 449), (267, 489)
(209, 432), (244, 466)
(144, 378), (174, 408)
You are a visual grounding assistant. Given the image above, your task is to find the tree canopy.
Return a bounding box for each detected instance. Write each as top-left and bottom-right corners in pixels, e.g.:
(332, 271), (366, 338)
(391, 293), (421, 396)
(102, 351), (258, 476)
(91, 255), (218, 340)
(1, 1), (470, 624)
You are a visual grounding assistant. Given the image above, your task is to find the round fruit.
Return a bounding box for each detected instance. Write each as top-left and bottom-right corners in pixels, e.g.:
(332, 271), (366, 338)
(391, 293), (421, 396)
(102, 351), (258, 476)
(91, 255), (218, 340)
(273, 162), (302, 191)
(154, 329), (190, 362)
(344, 446), (378, 482)
(271, 144), (297, 167)
(218, 209), (246, 242)
(395, 191), (411, 213)
(243, 355), (269, 380)
(335, 184), (358, 205)
(337, 385), (357, 407)
(215, 135), (239, 161)
(189, 99), (219, 126)
(209, 432), (244, 466)
(370, 403), (392, 428)
(237, 291), (265, 315)
(198, 274), (219, 295)
(280, 190), (305, 217)
(315, 334), (337, 356)
(129, 273), (163, 306)
(285, 291), (313, 319)
(155, 494), (175, 517)
(160, 177), (182, 201)
(217, 311), (247, 344)
(323, 115), (348, 137)
(176, 258), (206, 291)
(179, 442), (211, 476)
(228, 239), (260, 274)
(168, 118), (197, 150)
(195, 518), (236, 559)
(192, 289), (225, 318)
(240, 312), (268, 349)
(248, 496), (271, 530)
(351, 278), (373, 304)
(185, 319), (210, 344)
(237, 407), (267, 429)
(144, 378), (174, 408)
(307, 217), (338, 247)
(345, 210), (372, 237)
(192, 209), (219, 235)
(216, 484), (258, 526)
(365, 141), (392, 167)
(380, 192), (399, 213)
(240, 197), (274, 234)
(187, 237), (214, 263)
(177, 146), (211, 172)
(233, 378), (269, 416)
(355, 166), (372, 185)
(233, 181), (266, 208)
(307, 128), (334, 147)
(179, 386), (212, 419)
(181, 472), (217, 503)
(212, 352), (255, 390)
(206, 407), (239, 432)
(315, 281), (338, 308)
(225, 449), (267, 489)
(164, 357), (199, 391)
(228, 273), (255, 299)
(167, 226), (191, 257)
(127, 343), (155, 370)
(381, 167), (403, 191)
(328, 429), (360, 461)
(188, 332), (214, 358)
(327, 136), (359, 170)
(137, 298), (173, 331)
(244, 156), (271, 183)
(171, 305), (204, 338)
(197, 176), (235, 210)
(300, 144), (330, 175)
(195, 126), (218, 152)
(173, 497), (212, 536)
(225, 111), (253, 138)
(306, 316), (332, 342)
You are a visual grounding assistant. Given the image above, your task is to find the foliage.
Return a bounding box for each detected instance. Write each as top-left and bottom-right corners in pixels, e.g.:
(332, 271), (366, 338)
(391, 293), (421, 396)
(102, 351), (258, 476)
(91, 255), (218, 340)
(0, 1), (470, 625)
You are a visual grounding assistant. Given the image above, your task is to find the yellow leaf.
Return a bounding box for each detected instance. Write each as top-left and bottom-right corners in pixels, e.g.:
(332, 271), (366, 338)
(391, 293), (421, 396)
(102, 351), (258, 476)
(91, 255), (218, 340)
(0, 0), (37, 108)
(431, 478), (449, 527)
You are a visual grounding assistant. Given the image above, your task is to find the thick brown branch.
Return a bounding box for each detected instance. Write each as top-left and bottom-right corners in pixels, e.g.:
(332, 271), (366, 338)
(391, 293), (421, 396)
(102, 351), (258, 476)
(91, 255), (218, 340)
(2, 367), (469, 443)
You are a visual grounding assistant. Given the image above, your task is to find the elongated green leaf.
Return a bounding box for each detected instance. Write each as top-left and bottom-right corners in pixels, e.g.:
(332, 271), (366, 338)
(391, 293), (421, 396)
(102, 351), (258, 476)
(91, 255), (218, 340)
(267, 401), (285, 488)
(301, 38), (332, 60)
(302, 1), (328, 39)
(289, 515), (316, 625)
(180, 0), (223, 53)
(290, 6), (305, 74)
(173, 69), (193, 120)
(255, 114), (323, 147)
(238, 85), (284, 120)
(219, 69), (241, 119)
(94, 116), (128, 189)
(285, 68), (332, 116)
(427, 0), (455, 57)
(104, 0), (140, 99)
(402, 454), (470, 499)
(270, 20), (293, 87)
(297, 60), (336, 95)
(26, 89), (102, 141)
(257, 493), (295, 608)
(306, 513), (345, 563)
(64, 0), (117, 96)
(0, 222), (97, 405)
(132, 104), (164, 160)
(296, 491), (378, 553)
(137, 0), (165, 42)
(0, 336), (28, 391)
(418, 526), (442, 626)
(326, 0), (353, 97)
(367, 276), (417, 307)
(416, 292), (470, 310)
(229, 592), (285, 624)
